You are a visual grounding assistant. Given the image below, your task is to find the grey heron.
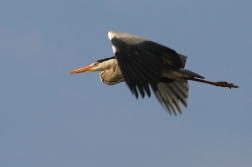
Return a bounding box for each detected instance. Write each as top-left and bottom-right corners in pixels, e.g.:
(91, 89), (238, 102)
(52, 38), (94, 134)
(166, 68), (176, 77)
(69, 31), (238, 115)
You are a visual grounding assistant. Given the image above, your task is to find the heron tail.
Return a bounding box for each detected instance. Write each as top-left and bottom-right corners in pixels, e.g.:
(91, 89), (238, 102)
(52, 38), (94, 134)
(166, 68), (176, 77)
(178, 68), (204, 79)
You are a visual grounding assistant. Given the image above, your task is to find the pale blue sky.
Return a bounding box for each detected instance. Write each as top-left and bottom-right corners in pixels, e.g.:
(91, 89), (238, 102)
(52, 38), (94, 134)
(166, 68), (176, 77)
(1, 1), (252, 167)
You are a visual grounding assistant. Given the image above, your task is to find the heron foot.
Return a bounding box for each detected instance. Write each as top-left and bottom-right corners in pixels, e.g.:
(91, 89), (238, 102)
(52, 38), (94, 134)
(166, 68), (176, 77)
(215, 81), (239, 89)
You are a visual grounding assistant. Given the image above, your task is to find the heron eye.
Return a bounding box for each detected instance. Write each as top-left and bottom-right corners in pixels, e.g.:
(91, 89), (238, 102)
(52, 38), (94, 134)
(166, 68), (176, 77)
(94, 62), (99, 66)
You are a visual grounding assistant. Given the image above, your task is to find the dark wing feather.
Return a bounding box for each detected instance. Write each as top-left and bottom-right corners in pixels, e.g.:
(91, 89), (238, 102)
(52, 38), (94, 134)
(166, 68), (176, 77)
(154, 79), (189, 115)
(109, 32), (183, 98)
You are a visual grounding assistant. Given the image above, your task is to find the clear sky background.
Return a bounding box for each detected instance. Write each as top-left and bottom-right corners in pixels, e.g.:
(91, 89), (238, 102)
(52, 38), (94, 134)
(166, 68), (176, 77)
(1, 1), (251, 167)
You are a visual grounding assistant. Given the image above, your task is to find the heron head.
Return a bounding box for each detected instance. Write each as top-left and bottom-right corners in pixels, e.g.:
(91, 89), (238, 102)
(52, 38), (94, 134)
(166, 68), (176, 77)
(69, 57), (115, 74)
(69, 62), (104, 74)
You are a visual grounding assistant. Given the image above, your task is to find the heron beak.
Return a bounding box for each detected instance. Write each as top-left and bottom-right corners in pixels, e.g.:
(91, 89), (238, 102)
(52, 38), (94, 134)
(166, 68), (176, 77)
(69, 64), (94, 74)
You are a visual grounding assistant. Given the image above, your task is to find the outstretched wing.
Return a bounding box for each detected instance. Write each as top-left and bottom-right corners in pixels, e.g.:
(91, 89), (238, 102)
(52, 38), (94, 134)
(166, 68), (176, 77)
(108, 31), (183, 98)
(154, 79), (189, 115)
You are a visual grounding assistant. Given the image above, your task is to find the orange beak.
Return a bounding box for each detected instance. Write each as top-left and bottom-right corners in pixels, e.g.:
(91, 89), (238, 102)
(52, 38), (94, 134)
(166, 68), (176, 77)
(69, 64), (94, 74)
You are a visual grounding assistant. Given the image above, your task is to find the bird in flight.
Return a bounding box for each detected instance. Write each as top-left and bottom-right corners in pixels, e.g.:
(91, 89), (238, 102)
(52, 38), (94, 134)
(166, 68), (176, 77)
(69, 31), (238, 115)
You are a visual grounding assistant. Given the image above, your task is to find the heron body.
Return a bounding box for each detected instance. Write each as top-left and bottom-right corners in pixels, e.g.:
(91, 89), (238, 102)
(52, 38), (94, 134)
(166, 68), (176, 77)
(70, 31), (238, 115)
